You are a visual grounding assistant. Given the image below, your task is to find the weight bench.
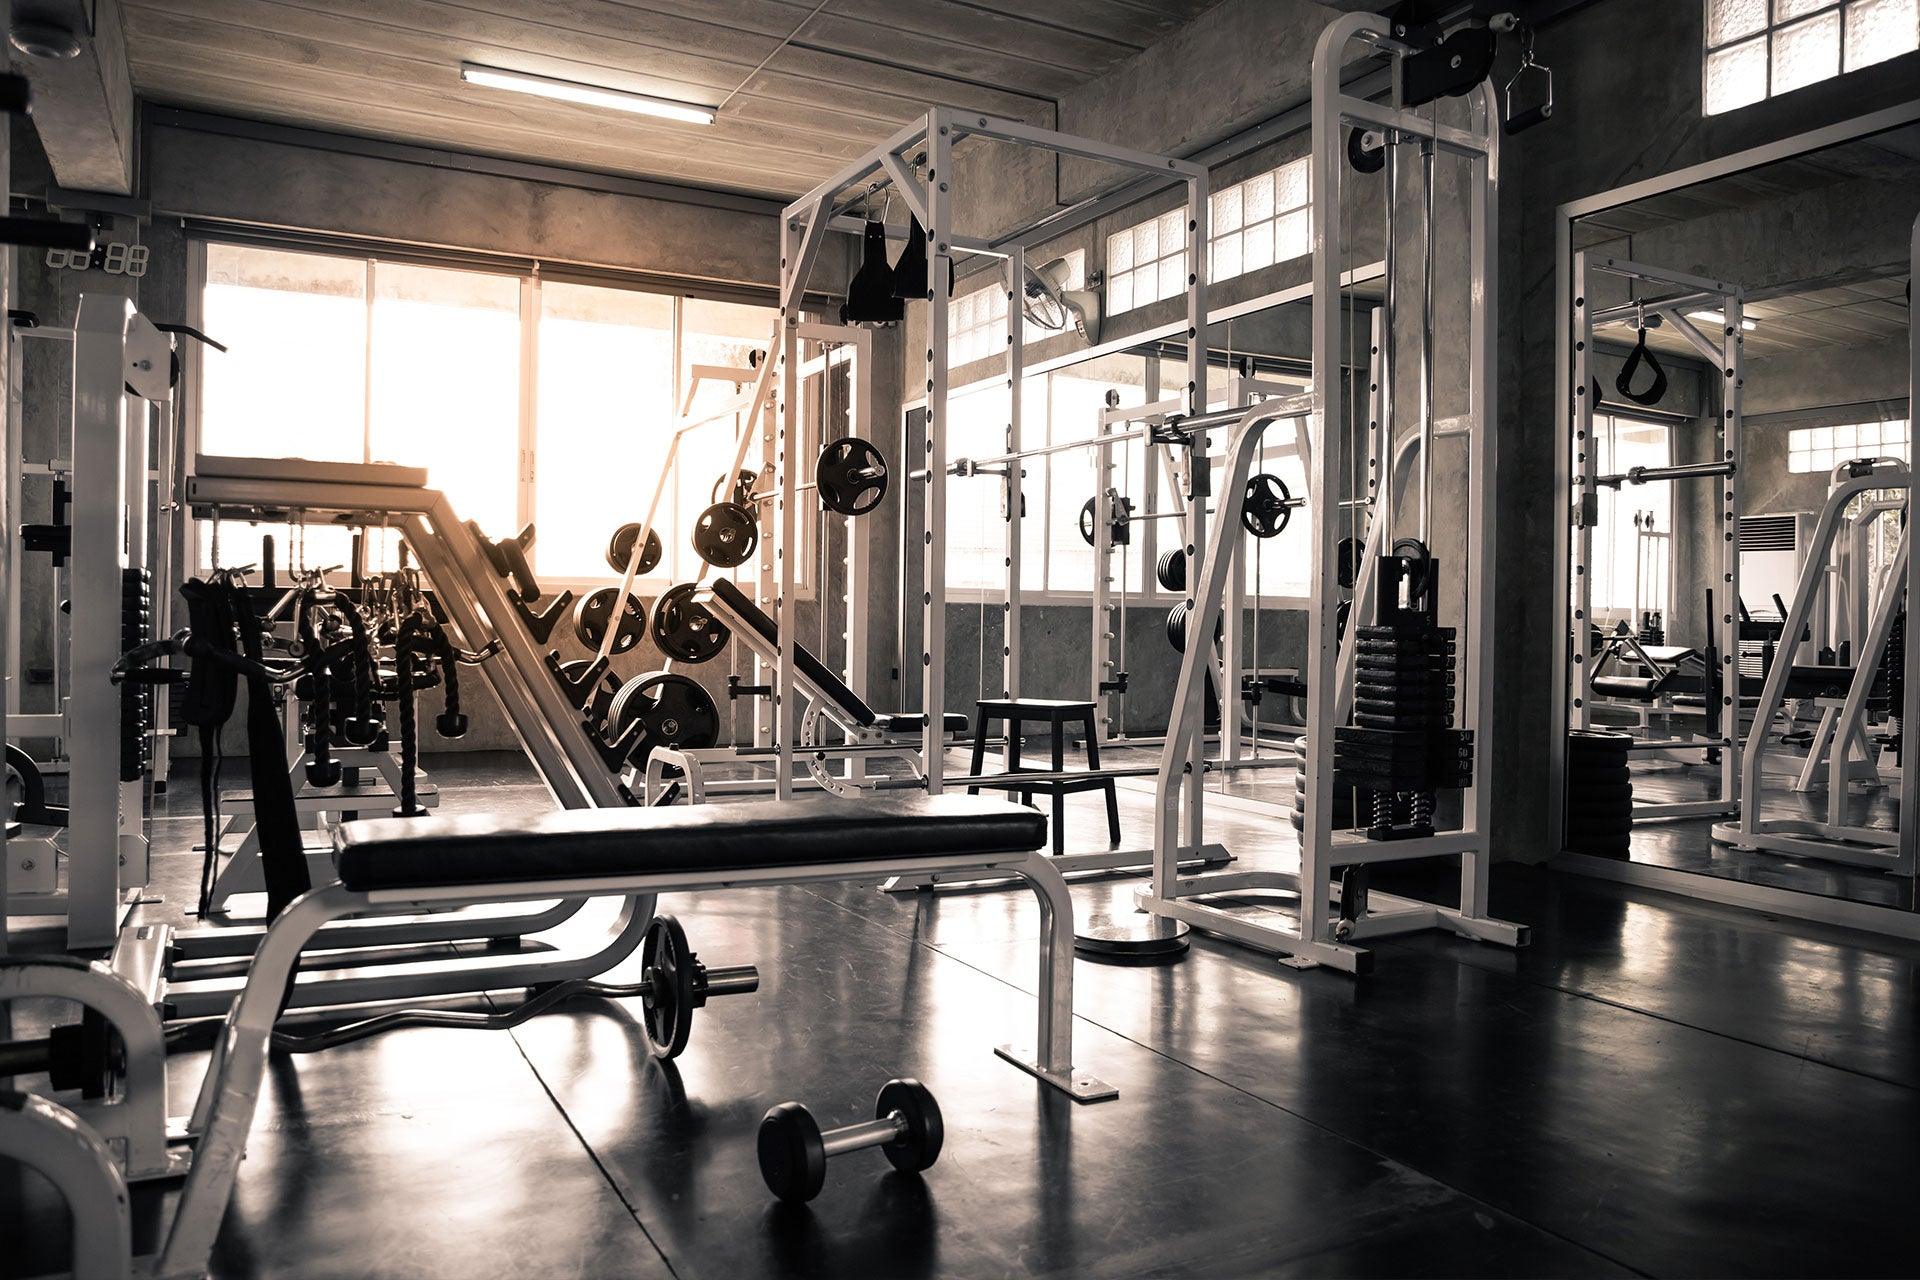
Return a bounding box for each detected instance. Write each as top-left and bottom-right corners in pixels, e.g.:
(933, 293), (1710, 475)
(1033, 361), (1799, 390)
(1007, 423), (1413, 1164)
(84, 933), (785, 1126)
(163, 793), (1111, 1274)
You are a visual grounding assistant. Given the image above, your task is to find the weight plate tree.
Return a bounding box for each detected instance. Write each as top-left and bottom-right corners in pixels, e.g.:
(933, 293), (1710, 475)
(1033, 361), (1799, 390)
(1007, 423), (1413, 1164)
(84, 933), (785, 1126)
(651, 582), (729, 664)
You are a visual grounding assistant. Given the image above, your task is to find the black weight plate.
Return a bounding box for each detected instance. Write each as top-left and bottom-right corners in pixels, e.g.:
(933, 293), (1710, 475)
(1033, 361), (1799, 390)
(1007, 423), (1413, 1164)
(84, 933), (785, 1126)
(692, 502), (759, 569)
(650, 582), (729, 664)
(759, 1103), (827, 1203)
(877, 1078), (944, 1174)
(609, 671), (721, 769)
(641, 913), (696, 1059)
(1156, 547), (1186, 592)
(572, 587), (645, 655)
(605, 523), (664, 575)
(816, 436), (890, 516)
(1241, 472), (1292, 538)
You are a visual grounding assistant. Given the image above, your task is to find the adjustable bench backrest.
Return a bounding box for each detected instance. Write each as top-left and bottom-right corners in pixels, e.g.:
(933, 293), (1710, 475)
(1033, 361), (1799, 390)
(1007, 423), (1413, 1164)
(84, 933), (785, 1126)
(704, 579), (880, 728)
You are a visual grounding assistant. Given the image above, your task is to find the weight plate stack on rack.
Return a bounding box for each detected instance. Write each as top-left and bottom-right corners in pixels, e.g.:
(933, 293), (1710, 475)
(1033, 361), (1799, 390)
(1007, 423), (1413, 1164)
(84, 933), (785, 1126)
(1288, 747), (1357, 834)
(1564, 728), (1632, 859)
(120, 567), (154, 782)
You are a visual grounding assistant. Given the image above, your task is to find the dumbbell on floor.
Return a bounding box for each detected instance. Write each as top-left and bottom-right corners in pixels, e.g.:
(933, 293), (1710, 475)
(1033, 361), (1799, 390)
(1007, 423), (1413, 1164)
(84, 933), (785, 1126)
(757, 1078), (943, 1202)
(639, 914), (759, 1060)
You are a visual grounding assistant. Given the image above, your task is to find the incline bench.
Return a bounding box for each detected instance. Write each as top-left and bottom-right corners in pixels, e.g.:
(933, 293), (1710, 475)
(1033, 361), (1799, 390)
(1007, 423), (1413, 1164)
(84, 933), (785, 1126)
(161, 794), (1114, 1275)
(702, 578), (969, 739)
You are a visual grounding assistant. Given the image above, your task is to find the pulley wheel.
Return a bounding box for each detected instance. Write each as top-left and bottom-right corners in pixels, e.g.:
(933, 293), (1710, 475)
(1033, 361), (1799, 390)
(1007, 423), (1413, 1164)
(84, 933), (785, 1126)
(640, 913), (696, 1060)
(605, 523), (664, 576)
(608, 671), (721, 769)
(651, 582), (729, 664)
(1241, 473), (1292, 538)
(691, 502), (759, 569)
(1347, 125), (1386, 174)
(815, 436), (889, 516)
(572, 587), (646, 655)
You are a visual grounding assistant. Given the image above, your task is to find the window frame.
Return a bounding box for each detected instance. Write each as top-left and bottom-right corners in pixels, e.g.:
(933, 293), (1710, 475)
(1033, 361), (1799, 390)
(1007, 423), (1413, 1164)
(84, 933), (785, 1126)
(1702, 0), (1919, 116)
(184, 236), (794, 596)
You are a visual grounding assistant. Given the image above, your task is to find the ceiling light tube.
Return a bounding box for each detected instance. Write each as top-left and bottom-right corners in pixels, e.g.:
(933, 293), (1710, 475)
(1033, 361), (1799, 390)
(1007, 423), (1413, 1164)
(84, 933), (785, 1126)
(460, 63), (715, 125)
(1688, 308), (1758, 332)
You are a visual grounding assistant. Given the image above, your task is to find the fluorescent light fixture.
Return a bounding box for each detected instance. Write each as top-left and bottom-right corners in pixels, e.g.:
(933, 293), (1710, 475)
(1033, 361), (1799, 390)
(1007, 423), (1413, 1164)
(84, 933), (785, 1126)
(460, 62), (715, 125)
(1688, 308), (1758, 332)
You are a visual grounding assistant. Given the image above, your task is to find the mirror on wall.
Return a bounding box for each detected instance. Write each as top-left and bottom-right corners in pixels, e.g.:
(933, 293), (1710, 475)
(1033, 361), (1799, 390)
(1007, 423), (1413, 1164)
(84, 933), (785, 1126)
(1563, 121), (1919, 913)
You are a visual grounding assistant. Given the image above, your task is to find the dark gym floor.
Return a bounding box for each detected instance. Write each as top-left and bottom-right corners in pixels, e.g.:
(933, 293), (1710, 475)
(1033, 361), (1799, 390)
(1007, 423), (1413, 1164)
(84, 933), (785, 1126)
(8, 750), (1920, 1278)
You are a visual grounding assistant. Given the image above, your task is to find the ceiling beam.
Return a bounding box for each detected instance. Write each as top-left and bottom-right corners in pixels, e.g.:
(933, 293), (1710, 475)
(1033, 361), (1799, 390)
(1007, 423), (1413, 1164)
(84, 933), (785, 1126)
(15, 0), (137, 194)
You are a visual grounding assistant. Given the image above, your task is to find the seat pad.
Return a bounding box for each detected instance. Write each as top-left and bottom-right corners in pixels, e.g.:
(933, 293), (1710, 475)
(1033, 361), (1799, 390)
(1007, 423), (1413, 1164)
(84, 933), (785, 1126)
(333, 793), (1046, 891)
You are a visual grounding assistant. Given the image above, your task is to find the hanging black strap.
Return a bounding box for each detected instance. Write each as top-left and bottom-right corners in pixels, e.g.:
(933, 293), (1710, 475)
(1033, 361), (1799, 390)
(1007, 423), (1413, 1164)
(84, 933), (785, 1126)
(179, 578), (241, 917)
(1615, 326), (1668, 406)
(232, 584), (310, 919)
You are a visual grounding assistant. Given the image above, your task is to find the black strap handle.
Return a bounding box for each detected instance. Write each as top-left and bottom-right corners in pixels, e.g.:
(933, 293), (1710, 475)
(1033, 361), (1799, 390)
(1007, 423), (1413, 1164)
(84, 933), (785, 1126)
(1615, 326), (1668, 407)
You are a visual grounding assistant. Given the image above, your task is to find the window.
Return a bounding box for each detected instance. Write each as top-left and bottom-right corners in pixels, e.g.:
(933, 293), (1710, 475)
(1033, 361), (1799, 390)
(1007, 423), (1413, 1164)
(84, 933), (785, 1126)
(1589, 416), (1673, 618)
(1788, 419), (1910, 472)
(1703, 0), (1918, 115)
(195, 242), (777, 585)
(1209, 158), (1311, 287)
(950, 285), (1008, 366)
(1106, 209), (1189, 316)
(938, 355), (1309, 601)
(1104, 158), (1311, 317)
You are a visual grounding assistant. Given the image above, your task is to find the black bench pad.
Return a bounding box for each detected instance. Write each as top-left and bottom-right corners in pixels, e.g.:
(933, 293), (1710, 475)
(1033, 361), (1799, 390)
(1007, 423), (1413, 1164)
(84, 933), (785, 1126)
(333, 793), (1047, 891)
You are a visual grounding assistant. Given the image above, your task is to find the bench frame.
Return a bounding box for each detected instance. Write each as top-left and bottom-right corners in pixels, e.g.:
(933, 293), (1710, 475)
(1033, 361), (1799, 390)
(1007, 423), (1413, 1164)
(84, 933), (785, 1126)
(149, 844), (1113, 1277)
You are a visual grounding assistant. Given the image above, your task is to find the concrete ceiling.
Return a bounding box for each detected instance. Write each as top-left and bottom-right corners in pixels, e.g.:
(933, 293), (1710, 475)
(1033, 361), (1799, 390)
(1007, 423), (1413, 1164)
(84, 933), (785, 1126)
(1595, 268), (1910, 362)
(119, 0), (1229, 198)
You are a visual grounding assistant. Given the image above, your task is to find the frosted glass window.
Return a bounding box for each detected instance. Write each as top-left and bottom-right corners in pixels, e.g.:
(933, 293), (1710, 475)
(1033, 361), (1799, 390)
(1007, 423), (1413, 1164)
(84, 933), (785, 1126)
(1772, 11), (1842, 91)
(1107, 155), (1312, 315)
(1787, 420), (1910, 472)
(1704, 0), (1917, 114)
(1847, 0), (1920, 66)
(1705, 36), (1770, 112)
(1708, 0), (1768, 42)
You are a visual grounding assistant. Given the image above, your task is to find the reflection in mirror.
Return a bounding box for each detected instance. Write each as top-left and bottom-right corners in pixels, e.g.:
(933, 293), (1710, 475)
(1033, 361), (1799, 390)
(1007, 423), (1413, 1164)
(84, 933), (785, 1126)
(1563, 121), (1919, 912)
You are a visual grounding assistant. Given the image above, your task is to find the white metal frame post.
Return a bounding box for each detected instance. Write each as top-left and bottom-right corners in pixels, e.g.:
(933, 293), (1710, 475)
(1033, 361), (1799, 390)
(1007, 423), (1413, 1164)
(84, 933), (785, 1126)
(1003, 246), (1025, 701)
(64, 297), (170, 949)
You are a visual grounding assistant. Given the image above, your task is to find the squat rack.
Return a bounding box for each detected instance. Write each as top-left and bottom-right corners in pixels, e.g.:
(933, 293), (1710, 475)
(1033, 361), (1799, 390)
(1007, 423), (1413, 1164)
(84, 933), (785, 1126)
(1559, 253), (1746, 829)
(767, 109), (1211, 801)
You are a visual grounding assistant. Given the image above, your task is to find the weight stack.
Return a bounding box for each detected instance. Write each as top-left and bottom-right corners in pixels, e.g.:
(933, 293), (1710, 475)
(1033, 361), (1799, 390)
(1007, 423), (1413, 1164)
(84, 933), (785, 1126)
(119, 568), (154, 782)
(1334, 620), (1469, 840)
(1564, 729), (1632, 859)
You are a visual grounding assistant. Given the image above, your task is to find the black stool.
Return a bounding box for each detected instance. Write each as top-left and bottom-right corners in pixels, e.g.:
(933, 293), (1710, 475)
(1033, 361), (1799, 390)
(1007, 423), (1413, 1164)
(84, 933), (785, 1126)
(966, 698), (1121, 856)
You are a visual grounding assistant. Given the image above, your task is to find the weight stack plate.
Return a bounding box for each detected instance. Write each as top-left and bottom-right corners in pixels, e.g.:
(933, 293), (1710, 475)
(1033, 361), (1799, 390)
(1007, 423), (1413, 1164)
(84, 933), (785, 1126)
(1564, 729), (1632, 858)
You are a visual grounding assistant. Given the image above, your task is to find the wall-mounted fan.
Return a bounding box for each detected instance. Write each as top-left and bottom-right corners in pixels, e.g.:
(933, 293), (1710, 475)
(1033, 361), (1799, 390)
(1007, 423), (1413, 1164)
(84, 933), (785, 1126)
(1022, 256), (1101, 345)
